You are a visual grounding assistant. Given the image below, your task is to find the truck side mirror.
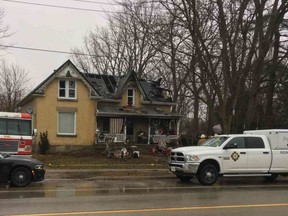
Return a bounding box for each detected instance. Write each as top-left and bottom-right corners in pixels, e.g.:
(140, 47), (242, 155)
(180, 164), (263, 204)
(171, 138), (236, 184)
(32, 129), (38, 137)
(224, 143), (237, 150)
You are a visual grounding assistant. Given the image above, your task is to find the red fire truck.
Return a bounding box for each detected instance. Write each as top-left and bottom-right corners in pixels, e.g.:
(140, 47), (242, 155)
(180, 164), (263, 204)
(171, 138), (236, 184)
(0, 112), (36, 155)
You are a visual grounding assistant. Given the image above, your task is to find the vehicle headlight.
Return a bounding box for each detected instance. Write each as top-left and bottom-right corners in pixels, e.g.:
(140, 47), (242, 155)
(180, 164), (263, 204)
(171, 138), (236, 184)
(185, 155), (200, 162)
(34, 164), (44, 170)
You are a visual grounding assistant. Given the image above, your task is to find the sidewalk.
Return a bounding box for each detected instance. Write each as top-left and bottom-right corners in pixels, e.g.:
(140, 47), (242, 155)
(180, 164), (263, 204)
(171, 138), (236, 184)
(45, 168), (174, 180)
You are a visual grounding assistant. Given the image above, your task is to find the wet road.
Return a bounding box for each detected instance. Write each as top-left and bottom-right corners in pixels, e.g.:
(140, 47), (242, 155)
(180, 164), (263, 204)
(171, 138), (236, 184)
(1, 176), (288, 216)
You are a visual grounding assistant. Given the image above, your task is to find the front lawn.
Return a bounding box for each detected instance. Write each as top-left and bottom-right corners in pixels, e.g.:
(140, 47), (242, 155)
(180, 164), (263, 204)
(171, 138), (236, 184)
(33, 152), (169, 169)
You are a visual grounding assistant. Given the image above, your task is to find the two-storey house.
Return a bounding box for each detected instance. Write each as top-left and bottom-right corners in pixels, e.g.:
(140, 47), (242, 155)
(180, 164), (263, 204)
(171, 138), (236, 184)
(18, 60), (181, 152)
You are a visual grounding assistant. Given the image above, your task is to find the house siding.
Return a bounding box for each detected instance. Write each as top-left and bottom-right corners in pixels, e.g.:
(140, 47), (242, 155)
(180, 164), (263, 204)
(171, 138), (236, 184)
(21, 79), (97, 149)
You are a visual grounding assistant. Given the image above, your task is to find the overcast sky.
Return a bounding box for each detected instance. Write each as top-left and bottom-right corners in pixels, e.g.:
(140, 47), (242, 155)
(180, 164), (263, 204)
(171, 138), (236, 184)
(0, 0), (119, 88)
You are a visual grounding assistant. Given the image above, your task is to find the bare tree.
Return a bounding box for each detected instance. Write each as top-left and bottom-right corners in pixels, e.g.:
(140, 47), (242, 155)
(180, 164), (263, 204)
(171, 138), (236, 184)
(72, 0), (162, 77)
(162, 0), (288, 133)
(0, 60), (30, 112)
(72, 0), (288, 134)
(0, 8), (11, 44)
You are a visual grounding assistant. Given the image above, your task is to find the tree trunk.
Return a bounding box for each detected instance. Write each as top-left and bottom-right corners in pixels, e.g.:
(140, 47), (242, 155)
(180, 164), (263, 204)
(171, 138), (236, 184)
(193, 96), (199, 133)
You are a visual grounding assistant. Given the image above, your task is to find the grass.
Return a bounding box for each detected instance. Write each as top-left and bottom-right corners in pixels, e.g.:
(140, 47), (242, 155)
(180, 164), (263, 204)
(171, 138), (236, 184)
(32, 145), (175, 179)
(33, 151), (169, 170)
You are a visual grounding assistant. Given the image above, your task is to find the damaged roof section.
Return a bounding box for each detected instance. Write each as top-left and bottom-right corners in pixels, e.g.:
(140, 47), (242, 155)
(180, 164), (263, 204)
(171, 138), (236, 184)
(82, 73), (120, 99)
(82, 70), (174, 104)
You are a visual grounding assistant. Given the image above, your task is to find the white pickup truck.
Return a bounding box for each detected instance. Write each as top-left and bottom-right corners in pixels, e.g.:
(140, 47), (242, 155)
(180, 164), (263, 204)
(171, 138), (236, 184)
(169, 129), (288, 185)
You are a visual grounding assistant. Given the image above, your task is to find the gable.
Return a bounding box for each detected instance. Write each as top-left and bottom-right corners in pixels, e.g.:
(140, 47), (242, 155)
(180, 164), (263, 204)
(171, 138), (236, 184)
(115, 70), (148, 100)
(38, 60), (100, 97)
(18, 60), (101, 106)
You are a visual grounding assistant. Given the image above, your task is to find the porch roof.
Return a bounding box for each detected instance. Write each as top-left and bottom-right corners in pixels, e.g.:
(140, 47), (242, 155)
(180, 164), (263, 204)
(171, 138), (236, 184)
(96, 106), (182, 119)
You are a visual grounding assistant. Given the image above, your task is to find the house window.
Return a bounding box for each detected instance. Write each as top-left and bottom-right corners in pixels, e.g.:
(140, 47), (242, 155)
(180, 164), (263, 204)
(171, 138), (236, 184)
(58, 112), (76, 135)
(127, 88), (134, 106)
(59, 80), (76, 99)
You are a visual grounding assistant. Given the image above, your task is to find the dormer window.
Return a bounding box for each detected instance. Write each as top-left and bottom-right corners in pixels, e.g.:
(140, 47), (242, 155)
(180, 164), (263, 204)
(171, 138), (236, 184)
(59, 79), (77, 99)
(127, 88), (134, 106)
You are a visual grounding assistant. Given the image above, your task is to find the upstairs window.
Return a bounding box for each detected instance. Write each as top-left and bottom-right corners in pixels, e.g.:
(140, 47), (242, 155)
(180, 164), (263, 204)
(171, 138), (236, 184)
(59, 80), (76, 99)
(127, 88), (134, 106)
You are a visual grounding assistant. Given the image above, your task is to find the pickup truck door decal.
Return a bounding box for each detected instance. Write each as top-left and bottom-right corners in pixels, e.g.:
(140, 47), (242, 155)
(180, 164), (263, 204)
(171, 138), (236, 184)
(222, 149), (247, 172)
(231, 152), (240, 161)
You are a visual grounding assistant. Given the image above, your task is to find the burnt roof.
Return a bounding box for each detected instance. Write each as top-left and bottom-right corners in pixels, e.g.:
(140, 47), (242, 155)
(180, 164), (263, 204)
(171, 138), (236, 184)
(18, 60), (175, 106)
(82, 73), (120, 99)
(82, 71), (174, 103)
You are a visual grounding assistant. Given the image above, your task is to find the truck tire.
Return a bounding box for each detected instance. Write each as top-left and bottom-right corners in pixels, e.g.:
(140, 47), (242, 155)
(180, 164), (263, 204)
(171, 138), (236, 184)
(264, 174), (278, 181)
(196, 164), (218, 185)
(176, 174), (193, 182)
(11, 167), (32, 187)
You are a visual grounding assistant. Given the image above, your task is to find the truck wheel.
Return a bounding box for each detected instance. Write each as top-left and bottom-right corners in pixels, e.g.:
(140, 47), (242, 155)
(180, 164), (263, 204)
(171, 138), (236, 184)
(11, 167), (32, 187)
(196, 164), (218, 186)
(176, 174), (193, 182)
(264, 174), (278, 181)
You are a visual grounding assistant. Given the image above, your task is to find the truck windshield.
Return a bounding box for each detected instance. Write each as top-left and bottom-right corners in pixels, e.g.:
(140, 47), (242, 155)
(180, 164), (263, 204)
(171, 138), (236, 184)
(202, 136), (228, 147)
(0, 119), (32, 136)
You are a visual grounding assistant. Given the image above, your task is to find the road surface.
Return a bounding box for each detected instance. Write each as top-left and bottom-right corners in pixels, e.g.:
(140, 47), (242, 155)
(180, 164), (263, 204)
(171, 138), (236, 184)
(1, 176), (288, 215)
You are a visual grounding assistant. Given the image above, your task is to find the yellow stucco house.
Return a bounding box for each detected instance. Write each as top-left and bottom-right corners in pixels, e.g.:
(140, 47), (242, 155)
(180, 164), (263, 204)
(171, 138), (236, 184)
(18, 60), (181, 152)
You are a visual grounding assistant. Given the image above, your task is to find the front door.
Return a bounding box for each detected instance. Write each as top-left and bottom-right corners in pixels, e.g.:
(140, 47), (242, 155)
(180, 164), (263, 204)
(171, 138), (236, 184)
(126, 119), (134, 141)
(222, 137), (248, 173)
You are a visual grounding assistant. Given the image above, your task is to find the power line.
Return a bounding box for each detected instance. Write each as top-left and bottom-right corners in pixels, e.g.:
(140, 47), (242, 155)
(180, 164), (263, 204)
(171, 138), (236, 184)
(71, 0), (161, 5)
(71, 0), (119, 6)
(1, 0), (124, 13)
(0, 44), (102, 57)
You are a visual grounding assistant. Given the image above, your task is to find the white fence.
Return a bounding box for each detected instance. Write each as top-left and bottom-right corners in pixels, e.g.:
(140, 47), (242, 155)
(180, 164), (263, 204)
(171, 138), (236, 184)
(98, 134), (125, 143)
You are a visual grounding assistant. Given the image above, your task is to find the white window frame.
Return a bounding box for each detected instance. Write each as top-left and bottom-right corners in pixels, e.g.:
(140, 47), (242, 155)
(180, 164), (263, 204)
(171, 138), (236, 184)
(57, 112), (76, 135)
(58, 79), (77, 99)
(127, 88), (135, 106)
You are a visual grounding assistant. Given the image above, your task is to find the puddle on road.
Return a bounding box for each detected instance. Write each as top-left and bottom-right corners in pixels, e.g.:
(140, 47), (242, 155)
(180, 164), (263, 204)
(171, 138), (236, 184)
(1, 177), (288, 199)
(0, 179), (194, 199)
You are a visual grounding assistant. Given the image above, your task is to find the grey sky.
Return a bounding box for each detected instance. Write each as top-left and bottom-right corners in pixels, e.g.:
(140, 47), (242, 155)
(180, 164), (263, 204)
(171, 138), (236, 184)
(0, 0), (118, 88)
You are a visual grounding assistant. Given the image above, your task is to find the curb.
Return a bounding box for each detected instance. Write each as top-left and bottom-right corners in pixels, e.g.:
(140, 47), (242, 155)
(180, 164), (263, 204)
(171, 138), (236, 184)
(45, 168), (174, 180)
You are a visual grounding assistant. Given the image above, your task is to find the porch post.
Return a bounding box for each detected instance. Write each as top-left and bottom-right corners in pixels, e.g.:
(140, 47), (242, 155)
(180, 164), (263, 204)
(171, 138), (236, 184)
(124, 117), (127, 141)
(148, 118), (151, 144)
(176, 119), (180, 136)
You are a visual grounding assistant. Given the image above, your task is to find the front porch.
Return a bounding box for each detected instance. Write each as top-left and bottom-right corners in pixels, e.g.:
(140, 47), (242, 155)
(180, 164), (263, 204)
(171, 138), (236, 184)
(96, 117), (181, 145)
(98, 133), (180, 144)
